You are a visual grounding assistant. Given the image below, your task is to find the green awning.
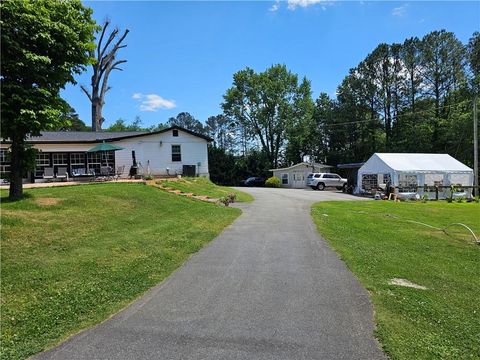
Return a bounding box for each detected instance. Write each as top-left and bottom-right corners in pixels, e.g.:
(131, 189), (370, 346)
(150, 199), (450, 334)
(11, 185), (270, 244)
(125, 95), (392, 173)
(87, 142), (124, 152)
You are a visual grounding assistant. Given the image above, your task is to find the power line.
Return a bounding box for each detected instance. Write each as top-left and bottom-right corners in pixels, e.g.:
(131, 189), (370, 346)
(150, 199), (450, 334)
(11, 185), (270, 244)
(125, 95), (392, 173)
(318, 100), (472, 128)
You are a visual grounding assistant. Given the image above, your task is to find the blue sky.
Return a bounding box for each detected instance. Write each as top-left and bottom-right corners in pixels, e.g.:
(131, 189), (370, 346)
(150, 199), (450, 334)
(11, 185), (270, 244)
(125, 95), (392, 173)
(63, 1), (480, 129)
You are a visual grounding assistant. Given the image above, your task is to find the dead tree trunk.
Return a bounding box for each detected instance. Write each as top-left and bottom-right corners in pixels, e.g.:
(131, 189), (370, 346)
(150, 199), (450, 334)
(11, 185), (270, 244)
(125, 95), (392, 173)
(81, 21), (129, 131)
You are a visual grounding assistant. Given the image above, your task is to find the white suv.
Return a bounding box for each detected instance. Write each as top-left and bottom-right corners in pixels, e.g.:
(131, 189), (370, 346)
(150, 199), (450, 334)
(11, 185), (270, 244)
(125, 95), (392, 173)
(306, 173), (347, 191)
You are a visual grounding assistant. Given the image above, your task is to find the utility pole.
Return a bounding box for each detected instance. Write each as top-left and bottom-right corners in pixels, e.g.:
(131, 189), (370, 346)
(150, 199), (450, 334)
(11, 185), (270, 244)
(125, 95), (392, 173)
(474, 95), (478, 196)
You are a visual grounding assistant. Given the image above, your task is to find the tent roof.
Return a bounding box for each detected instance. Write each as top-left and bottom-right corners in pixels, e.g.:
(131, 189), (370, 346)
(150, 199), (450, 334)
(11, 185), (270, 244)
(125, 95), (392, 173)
(373, 153), (472, 172)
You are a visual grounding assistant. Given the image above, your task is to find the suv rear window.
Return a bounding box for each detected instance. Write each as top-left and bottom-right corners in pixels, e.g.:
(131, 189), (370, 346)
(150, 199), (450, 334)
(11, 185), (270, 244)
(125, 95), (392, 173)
(314, 174), (321, 178)
(307, 174), (313, 178)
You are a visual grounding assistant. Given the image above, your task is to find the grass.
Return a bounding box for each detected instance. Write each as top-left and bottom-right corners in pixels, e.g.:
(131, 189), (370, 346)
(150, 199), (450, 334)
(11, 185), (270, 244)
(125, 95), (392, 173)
(311, 201), (480, 360)
(0, 183), (241, 360)
(157, 176), (254, 203)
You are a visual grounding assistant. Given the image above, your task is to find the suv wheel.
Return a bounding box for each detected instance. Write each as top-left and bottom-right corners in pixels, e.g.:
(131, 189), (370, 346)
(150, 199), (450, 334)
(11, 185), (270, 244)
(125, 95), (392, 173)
(316, 182), (325, 191)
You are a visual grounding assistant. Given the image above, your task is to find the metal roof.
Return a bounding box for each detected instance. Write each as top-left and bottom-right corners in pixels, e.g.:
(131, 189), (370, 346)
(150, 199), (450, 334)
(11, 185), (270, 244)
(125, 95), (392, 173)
(6, 126), (213, 144)
(337, 162), (365, 169)
(28, 131), (146, 143)
(270, 162), (331, 172)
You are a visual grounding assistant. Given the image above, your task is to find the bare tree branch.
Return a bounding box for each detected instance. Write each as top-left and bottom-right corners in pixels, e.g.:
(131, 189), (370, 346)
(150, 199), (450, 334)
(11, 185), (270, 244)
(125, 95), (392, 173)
(96, 20), (110, 60)
(80, 85), (92, 102)
(82, 22), (129, 131)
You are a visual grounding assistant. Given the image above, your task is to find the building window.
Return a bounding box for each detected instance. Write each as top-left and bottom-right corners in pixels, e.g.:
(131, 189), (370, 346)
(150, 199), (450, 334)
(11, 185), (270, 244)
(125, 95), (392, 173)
(0, 149), (10, 178)
(0, 150), (8, 163)
(53, 153), (68, 165)
(70, 153), (85, 165)
(281, 173), (288, 185)
(87, 152), (102, 174)
(36, 153), (51, 167)
(173, 129), (179, 137)
(172, 145), (181, 162)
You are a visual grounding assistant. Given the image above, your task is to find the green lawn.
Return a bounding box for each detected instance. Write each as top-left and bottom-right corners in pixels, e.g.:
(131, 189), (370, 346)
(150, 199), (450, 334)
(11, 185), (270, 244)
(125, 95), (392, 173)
(158, 177), (254, 203)
(311, 201), (480, 360)
(0, 183), (241, 360)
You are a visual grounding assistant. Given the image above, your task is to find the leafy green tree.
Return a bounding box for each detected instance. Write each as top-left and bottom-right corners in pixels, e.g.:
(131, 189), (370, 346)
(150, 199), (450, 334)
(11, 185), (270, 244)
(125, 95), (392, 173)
(167, 112), (205, 134)
(223, 64), (312, 168)
(55, 104), (90, 131)
(1, 0), (97, 200)
(106, 116), (167, 132)
(233, 149), (272, 181)
(468, 32), (480, 92)
(421, 30), (467, 149)
(207, 145), (237, 185)
(106, 116), (144, 132)
(284, 77), (315, 164)
(205, 115), (236, 151)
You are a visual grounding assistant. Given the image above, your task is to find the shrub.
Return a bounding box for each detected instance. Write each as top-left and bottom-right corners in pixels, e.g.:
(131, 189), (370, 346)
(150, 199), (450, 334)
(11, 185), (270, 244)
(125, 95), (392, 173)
(219, 196), (230, 206)
(227, 193), (237, 203)
(265, 176), (281, 188)
(143, 175), (154, 180)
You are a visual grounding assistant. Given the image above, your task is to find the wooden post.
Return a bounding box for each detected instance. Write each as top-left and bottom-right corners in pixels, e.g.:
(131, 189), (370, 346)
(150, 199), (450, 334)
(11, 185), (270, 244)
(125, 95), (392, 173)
(474, 95), (478, 196)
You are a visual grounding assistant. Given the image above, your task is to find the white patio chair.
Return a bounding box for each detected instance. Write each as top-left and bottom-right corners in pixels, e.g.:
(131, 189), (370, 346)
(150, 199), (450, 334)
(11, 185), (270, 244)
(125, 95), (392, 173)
(43, 167), (54, 182)
(56, 167), (69, 181)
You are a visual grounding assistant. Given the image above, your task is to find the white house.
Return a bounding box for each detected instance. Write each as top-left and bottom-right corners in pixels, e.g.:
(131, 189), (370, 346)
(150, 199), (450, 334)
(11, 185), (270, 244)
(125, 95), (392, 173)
(0, 126), (212, 182)
(356, 153), (474, 197)
(270, 162), (331, 188)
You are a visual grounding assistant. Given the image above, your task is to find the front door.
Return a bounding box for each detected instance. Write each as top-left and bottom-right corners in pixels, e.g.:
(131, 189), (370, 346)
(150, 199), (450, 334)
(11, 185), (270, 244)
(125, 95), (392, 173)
(292, 171), (305, 188)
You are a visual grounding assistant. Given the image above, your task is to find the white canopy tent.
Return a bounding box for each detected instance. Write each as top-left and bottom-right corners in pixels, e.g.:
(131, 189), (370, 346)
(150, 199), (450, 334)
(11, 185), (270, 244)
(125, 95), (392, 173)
(356, 153), (473, 198)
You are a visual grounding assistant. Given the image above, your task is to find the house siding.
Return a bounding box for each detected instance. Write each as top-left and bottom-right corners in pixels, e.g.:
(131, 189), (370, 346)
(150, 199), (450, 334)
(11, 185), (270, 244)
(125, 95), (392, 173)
(113, 130), (209, 177)
(0, 129), (209, 179)
(271, 163), (331, 188)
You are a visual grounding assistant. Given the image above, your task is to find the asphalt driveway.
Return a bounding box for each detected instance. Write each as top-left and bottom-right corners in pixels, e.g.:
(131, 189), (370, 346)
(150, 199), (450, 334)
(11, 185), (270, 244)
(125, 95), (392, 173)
(35, 188), (384, 360)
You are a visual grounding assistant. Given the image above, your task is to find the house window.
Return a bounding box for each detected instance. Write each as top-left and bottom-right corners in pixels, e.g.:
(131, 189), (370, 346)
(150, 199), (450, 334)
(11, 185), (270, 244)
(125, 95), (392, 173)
(53, 153), (68, 165)
(171, 145), (181, 162)
(281, 173), (288, 185)
(173, 129), (179, 137)
(70, 153), (85, 165)
(0, 149), (10, 178)
(36, 153), (51, 167)
(87, 152), (102, 174)
(0, 150), (8, 163)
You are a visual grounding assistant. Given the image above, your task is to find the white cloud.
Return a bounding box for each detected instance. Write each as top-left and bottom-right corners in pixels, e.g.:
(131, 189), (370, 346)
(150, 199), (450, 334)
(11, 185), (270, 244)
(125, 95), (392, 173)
(269, 1), (280, 12)
(132, 93), (176, 112)
(392, 4), (408, 17)
(287, 0), (332, 11)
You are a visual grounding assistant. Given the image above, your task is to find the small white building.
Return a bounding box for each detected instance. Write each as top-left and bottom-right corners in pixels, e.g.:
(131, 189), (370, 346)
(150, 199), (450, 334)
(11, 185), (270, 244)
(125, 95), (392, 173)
(0, 126), (211, 182)
(356, 153), (474, 197)
(270, 162), (331, 188)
